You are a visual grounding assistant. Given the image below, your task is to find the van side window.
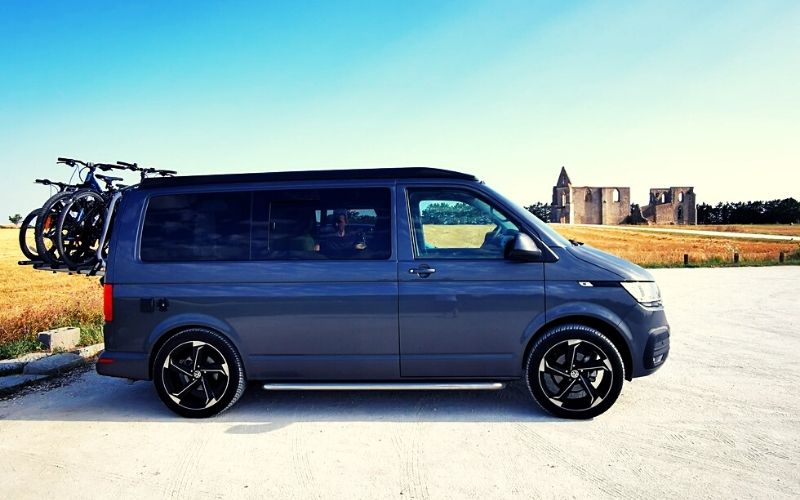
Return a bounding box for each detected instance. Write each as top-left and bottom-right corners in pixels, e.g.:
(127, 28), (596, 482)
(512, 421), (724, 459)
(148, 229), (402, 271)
(252, 188), (391, 260)
(407, 189), (521, 259)
(141, 192), (252, 262)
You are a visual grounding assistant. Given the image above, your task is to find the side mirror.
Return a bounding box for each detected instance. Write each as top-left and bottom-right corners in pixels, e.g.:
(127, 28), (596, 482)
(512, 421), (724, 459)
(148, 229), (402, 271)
(505, 233), (543, 262)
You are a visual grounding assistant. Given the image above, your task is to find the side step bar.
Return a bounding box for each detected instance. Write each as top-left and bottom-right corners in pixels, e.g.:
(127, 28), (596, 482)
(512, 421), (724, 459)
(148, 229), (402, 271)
(262, 382), (505, 391)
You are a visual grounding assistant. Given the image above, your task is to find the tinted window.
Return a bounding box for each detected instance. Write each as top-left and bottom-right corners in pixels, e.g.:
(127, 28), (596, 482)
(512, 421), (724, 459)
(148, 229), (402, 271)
(141, 192), (251, 262)
(252, 188), (391, 260)
(408, 188), (520, 259)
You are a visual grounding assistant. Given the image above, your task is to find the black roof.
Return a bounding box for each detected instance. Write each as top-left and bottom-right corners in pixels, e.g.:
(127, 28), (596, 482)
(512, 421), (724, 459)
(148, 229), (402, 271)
(140, 167), (477, 189)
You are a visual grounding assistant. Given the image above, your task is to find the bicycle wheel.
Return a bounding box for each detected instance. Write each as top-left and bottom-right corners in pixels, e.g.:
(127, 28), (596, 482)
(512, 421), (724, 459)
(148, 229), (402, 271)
(18, 209), (41, 260)
(35, 190), (89, 266)
(56, 191), (106, 269)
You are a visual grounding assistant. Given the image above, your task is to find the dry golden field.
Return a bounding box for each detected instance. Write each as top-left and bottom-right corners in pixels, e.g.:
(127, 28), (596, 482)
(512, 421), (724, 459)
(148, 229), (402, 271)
(648, 224), (800, 237)
(0, 229), (102, 347)
(424, 224), (799, 267)
(553, 225), (799, 266)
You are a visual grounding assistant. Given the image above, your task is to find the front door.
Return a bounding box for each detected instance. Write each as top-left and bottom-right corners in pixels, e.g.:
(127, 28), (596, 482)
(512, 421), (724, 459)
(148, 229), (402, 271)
(398, 184), (546, 378)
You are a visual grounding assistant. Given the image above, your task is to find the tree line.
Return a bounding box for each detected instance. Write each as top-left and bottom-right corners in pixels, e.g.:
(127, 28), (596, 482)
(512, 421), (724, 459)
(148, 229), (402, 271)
(696, 199), (800, 224)
(523, 198), (800, 224)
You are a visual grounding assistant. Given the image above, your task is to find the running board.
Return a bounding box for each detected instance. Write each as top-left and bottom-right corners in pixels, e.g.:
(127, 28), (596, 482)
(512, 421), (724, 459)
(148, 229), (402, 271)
(262, 382), (505, 391)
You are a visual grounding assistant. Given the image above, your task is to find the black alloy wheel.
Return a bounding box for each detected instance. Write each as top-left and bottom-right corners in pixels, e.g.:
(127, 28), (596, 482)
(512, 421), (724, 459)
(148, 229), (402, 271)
(153, 328), (246, 418)
(525, 324), (625, 419)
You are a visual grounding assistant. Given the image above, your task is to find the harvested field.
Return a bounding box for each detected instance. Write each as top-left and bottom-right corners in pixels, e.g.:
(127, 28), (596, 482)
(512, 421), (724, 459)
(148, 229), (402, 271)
(425, 224), (799, 267)
(0, 229), (102, 350)
(553, 225), (799, 266)
(648, 224), (800, 237)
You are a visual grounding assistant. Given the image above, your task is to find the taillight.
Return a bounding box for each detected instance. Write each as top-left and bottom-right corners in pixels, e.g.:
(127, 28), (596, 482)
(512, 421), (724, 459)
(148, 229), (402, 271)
(104, 283), (113, 322)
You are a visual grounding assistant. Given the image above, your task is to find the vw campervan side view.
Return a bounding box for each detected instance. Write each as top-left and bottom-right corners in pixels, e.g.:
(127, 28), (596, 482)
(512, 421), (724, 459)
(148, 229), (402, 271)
(96, 168), (670, 419)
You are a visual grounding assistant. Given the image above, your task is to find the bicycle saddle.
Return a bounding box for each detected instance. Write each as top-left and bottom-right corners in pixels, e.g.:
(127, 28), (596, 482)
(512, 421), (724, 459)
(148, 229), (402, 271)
(96, 174), (124, 183)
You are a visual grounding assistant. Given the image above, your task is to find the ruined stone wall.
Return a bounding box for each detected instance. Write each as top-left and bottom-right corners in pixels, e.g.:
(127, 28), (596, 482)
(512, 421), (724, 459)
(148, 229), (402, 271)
(549, 168), (695, 225)
(643, 187), (697, 224)
(555, 186), (630, 224)
(551, 186), (572, 223)
(599, 187), (630, 225)
(571, 187), (601, 224)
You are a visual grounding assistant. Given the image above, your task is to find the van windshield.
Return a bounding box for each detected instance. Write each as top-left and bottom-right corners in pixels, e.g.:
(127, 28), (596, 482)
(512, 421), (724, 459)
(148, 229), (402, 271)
(482, 185), (571, 248)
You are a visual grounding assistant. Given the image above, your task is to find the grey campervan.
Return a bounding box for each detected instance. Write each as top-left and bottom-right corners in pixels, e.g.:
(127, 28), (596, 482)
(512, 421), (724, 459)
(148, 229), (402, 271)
(97, 168), (669, 419)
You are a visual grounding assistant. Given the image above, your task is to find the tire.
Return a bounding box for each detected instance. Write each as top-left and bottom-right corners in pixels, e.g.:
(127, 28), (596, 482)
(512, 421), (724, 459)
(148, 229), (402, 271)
(525, 324), (625, 419)
(153, 328), (247, 418)
(56, 191), (105, 269)
(34, 191), (80, 266)
(18, 209), (40, 260)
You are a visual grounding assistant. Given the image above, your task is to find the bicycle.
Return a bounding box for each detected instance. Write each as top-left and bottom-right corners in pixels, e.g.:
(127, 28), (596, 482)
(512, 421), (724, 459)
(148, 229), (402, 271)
(53, 160), (175, 271)
(34, 158), (127, 267)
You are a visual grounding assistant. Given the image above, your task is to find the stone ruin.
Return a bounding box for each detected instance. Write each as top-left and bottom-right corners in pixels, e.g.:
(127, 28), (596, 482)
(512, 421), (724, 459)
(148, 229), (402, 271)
(550, 167), (697, 225)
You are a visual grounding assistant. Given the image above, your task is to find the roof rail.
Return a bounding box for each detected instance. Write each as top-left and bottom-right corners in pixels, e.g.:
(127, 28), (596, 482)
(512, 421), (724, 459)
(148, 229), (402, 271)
(140, 167), (478, 188)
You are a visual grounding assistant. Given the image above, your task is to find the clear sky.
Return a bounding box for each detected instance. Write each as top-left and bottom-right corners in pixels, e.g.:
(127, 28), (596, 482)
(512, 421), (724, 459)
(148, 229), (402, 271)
(1, 0), (798, 220)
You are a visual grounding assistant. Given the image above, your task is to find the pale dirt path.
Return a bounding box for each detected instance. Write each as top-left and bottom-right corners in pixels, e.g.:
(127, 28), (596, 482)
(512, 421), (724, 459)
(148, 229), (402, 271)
(556, 223), (800, 241)
(1, 267), (799, 499)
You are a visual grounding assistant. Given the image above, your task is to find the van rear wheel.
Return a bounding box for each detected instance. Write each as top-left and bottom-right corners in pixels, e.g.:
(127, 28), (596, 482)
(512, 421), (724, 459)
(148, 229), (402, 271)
(153, 328), (246, 418)
(525, 324), (625, 419)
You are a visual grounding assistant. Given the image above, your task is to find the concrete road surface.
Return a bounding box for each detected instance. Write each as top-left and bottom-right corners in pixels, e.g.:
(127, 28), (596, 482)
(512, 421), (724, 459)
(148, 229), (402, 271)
(1, 267), (799, 499)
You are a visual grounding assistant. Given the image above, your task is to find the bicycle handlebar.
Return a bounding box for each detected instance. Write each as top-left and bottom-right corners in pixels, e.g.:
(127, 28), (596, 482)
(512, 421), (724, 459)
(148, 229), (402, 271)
(57, 157), (88, 168)
(118, 161), (177, 177)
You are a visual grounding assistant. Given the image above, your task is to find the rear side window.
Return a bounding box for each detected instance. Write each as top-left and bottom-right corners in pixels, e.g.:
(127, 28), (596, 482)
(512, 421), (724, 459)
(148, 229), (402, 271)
(141, 192), (251, 262)
(140, 187), (391, 262)
(252, 188), (391, 260)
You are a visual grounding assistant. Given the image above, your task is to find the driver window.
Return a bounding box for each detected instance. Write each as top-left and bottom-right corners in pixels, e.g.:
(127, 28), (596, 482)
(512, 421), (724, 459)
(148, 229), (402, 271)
(407, 189), (521, 259)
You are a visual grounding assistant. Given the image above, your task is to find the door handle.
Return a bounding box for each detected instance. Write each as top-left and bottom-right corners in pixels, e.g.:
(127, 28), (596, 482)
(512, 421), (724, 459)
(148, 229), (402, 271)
(408, 266), (436, 276)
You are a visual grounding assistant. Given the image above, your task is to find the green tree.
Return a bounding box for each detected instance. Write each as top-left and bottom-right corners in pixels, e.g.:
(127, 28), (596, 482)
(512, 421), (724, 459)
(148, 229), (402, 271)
(8, 213), (22, 225)
(524, 202), (551, 223)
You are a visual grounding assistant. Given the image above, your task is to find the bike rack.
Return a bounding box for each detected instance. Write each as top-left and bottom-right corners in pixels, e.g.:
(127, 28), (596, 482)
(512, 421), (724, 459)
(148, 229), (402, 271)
(94, 191), (123, 271)
(18, 259), (105, 277)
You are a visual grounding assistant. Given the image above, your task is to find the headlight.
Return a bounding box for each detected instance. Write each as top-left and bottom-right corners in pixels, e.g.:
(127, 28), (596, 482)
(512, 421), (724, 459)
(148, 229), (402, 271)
(620, 281), (662, 307)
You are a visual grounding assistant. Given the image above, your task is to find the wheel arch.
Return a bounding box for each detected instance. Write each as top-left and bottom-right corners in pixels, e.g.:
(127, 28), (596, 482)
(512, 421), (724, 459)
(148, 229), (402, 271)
(147, 318), (246, 380)
(523, 315), (633, 381)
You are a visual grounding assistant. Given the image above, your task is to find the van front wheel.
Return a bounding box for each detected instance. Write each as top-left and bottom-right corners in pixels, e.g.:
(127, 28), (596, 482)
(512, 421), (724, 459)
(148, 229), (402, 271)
(153, 328), (246, 418)
(525, 324), (625, 419)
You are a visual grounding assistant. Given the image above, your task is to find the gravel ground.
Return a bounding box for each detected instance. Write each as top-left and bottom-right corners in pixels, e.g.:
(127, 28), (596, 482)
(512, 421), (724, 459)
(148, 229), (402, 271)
(0, 267), (798, 499)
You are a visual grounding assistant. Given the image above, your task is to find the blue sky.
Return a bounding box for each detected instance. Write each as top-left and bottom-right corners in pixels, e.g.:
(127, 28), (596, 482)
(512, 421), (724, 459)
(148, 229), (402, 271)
(1, 0), (798, 219)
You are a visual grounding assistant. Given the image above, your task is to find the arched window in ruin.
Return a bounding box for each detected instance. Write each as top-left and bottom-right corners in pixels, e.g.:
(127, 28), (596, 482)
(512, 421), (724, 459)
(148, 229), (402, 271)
(612, 189), (620, 203)
(659, 193), (666, 203)
(585, 189), (592, 202)
(677, 205), (684, 224)
(679, 192), (685, 202)
(561, 193), (567, 206)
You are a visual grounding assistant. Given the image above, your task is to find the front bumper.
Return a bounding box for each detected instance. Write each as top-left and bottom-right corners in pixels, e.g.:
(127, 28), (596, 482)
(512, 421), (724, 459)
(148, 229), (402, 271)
(622, 304), (671, 378)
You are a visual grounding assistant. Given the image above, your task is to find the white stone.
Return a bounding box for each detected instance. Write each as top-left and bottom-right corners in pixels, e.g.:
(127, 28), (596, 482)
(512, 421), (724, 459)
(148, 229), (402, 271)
(37, 327), (80, 351)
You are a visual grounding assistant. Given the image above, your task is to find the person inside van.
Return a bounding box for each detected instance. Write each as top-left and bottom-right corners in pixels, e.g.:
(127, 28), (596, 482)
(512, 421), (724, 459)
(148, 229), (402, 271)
(319, 211), (366, 256)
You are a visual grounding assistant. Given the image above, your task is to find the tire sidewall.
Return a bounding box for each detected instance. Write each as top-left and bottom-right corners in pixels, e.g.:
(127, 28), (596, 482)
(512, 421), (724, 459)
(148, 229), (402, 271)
(153, 329), (246, 418)
(525, 325), (625, 420)
(35, 191), (80, 265)
(19, 209), (40, 260)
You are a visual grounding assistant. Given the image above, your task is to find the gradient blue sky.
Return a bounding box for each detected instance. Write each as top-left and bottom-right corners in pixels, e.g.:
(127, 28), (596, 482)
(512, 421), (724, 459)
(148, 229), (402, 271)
(2, 0), (798, 219)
